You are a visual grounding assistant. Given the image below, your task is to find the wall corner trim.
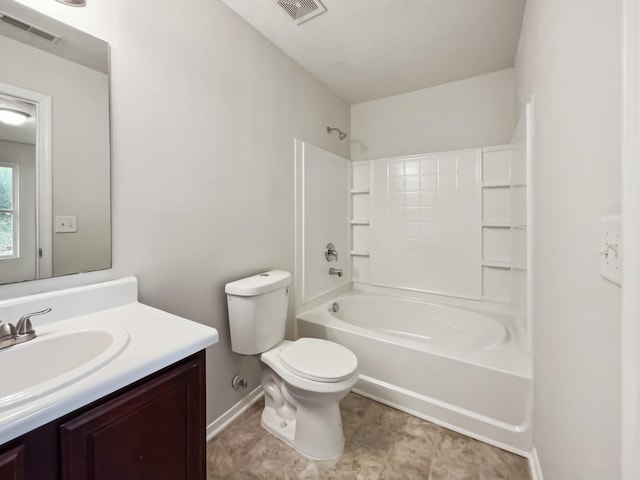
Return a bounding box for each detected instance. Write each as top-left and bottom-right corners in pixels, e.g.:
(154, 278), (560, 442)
(622, 0), (640, 478)
(529, 447), (544, 480)
(206, 386), (264, 441)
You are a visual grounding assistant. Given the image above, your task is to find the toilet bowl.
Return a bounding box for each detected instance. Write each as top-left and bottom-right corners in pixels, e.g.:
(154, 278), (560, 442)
(260, 338), (358, 459)
(225, 270), (358, 460)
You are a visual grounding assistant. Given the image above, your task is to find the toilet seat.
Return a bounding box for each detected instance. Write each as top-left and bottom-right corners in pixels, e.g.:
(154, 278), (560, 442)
(279, 338), (358, 383)
(261, 339), (358, 393)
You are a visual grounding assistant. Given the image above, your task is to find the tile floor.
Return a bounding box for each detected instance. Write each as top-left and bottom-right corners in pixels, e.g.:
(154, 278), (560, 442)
(207, 393), (531, 480)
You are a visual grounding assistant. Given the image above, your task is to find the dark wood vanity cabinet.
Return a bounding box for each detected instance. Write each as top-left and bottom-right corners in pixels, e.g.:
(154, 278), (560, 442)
(60, 352), (204, 480)
(0, 445), (25, 480)
(0, 351), (206, 480)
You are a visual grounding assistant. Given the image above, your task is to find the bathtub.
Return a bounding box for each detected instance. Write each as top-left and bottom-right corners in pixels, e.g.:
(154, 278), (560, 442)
(296, 291), (532, 453)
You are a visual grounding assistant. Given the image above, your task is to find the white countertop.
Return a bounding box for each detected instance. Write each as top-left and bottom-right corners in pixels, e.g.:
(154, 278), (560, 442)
(0, 278), (218, 444)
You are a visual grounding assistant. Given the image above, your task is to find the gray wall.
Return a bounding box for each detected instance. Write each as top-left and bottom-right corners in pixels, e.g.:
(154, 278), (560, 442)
(350, 69), (517, 161)
(516, 0), (622, 478)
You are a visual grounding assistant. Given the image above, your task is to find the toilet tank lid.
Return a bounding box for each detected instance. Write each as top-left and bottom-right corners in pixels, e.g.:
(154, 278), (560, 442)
(225, 270), (291, 296)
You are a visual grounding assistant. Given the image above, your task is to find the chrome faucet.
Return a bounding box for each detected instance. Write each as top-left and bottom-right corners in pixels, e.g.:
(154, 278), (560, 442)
(329, 267), (343, 277)
(0, 308), (52, 350)
(325, 243), (338, 262)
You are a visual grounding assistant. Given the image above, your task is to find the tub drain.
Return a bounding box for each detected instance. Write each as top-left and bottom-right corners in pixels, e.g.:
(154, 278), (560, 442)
(329, 302), (339, 313)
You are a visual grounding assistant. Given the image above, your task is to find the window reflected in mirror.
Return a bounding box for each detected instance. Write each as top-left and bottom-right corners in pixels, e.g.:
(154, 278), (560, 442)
(0, 163), (16, 258)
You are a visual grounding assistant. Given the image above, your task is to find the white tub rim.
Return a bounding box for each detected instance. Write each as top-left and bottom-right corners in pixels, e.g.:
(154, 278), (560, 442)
(296, 290), (531, 379)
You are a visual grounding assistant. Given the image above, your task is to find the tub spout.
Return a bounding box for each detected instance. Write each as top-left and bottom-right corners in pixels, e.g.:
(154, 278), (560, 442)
(329, 267), (343, 277)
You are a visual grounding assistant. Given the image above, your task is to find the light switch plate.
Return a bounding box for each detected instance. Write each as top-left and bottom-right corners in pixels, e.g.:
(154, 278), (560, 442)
(600, 214), (621, 286)
(55, 215), (77, 233)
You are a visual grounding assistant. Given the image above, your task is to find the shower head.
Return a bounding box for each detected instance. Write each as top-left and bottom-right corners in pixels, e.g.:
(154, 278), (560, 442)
(327, 126), (348, 140)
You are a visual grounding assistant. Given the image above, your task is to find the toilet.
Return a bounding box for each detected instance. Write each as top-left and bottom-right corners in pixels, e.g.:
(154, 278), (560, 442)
(225, 270), (358, 460)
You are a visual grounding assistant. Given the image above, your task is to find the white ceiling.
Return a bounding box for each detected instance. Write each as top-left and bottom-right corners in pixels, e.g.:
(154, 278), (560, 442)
(220, 0), (525, 104)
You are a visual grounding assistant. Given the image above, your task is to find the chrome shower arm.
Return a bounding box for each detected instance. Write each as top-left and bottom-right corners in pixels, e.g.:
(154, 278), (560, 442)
(327, 126), (348, 140)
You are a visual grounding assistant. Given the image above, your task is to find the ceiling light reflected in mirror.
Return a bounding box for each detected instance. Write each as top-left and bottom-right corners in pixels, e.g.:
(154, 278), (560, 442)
(0, 108), (30, 126)
(54, 0), (86, 7)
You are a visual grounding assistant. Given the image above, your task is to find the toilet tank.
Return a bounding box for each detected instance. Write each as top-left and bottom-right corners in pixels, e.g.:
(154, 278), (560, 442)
(225, 270), (291, 355)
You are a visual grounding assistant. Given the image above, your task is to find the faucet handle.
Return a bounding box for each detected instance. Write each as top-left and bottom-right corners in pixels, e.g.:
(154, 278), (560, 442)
(16, 308), (52, 336)
(0, 322), (16, 349)
(0, 322), (16, 339)
(16, 318), (33, 337)
(325, 243), (338, 262)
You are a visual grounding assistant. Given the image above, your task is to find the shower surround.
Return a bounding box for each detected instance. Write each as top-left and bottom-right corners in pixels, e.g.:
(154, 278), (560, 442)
(294, 117), (531, 452)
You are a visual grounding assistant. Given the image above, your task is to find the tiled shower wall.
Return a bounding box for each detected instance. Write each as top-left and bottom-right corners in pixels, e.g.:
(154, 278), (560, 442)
(367, 150), (482, 299)
(351, 146), (518, 304)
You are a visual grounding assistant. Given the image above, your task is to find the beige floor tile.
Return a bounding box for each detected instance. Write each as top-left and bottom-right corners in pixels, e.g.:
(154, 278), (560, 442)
(386, 430), (436, 470)
(434, 429), (486, 466)
(429, 459), (481, 480)
(478, 442), (531, 480)
(379, 463), (430, 480)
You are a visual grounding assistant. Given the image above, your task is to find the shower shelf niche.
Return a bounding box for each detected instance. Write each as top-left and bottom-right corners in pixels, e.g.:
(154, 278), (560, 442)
(482, 221), (510, 228)
(351, 161), (371, 283)
(482, 259), (510, 269)
(482, 182), (511, 188)
(481, 145), (515, 304)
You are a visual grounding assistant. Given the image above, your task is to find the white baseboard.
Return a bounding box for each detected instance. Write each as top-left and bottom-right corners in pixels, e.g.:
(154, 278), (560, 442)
(206, 386), (264, 441)
(529, 447), (544, 480)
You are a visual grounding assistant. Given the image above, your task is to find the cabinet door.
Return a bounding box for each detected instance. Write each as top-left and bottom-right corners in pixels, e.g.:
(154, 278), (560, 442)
(0, 445), (24, 480)
(60, 353), (205, 480)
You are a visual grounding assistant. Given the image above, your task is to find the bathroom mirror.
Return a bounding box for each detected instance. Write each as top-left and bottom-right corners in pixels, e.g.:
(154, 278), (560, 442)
(0, 0), (110, 285)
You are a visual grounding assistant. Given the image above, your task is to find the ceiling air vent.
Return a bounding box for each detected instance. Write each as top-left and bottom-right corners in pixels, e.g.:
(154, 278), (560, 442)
(0, 12), (61, 43)
(277, 0), (327, 25)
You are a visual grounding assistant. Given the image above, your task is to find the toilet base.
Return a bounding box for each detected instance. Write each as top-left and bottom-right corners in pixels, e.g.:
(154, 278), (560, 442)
(261, 406), (298, 451)
(260, 365), (353, 460)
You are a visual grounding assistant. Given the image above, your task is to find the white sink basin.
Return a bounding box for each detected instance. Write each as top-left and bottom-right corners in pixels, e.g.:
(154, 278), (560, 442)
(0, 326), (129, 411)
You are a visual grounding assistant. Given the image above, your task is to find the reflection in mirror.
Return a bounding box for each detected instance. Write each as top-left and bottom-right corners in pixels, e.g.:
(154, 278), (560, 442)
(0, 92), (37, 283)
(0, 0), (110, 285)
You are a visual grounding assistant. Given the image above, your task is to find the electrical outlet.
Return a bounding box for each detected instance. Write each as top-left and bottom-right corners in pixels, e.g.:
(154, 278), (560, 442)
(55, 215), (77, 233)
